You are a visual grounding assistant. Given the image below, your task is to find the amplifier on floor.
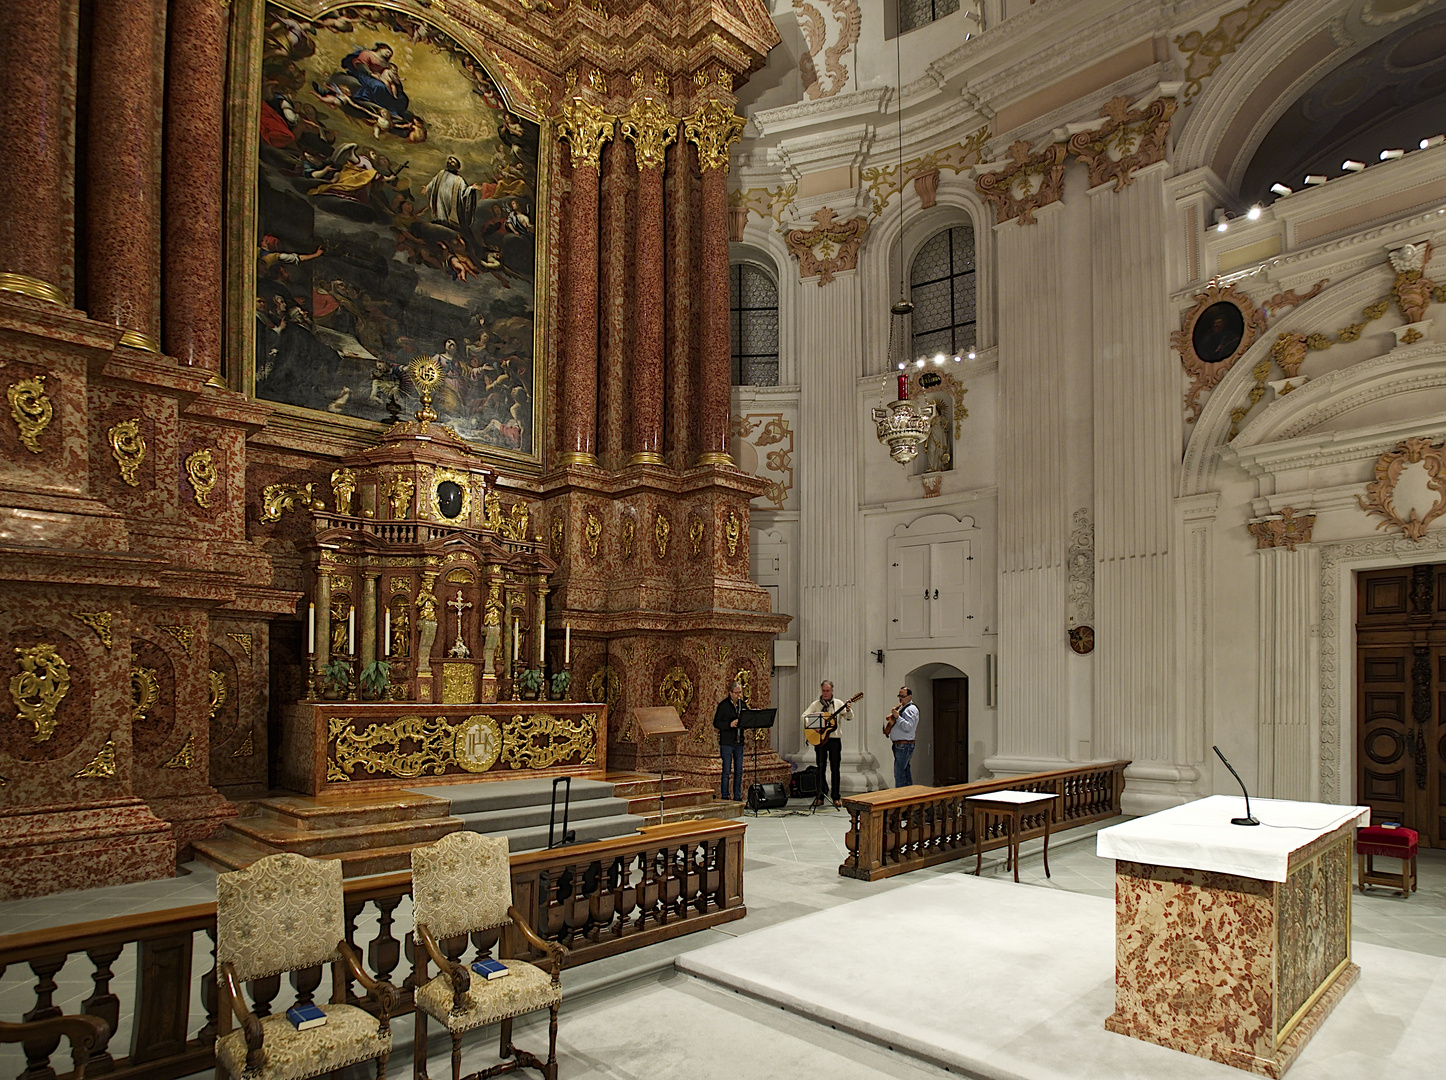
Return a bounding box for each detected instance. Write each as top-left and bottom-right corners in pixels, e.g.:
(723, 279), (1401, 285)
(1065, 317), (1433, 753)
(747, 783), (788, 810)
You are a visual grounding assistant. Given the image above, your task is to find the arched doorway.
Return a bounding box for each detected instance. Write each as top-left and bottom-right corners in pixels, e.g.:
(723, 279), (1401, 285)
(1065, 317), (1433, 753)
(902, 662), (969, 786)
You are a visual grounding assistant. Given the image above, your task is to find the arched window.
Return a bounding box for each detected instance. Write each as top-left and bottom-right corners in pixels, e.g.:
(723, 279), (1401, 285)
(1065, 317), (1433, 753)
(898, 0), (960, 35)
(910, 225), (976, 360)
(730, 263), (779, 386)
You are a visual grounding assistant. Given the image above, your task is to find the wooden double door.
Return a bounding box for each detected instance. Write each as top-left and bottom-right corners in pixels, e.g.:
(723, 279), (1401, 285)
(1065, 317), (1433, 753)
(1356, 565), (1446, 847)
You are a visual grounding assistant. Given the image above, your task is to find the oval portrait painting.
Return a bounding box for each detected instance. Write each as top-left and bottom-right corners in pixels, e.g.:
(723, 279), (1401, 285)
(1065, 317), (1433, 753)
(1191, 301), (1246, 364)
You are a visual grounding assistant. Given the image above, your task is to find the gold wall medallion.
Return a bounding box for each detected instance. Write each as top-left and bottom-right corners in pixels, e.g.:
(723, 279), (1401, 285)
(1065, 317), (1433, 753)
(659, 665), (693, 714)
(74, 611), (114, 648)
(655, 513), (670, 559)
(442, 663), (475, 704)
(7, 374), (53, 454)
(585, 512), (602, 559)
(207, 668), (228, 721)
(689, 517), (705, 558)
(225, 631), (253, 658)
(184, 448), (218, 508)
(160, 625), (194, 656)
(10, 644), (71, 742)
(131, 665), (160, 723)
(232, 729), (255, 757)
(73, 738), (117, 779)
(454, 714), (503, 772)
(620, 516), (635, 560)
(1358, 438), (1446, 541)
(259, 482), (315, 523)
(107, 418), (146, 486)
(161, 733), (195, 769)
(725, 512), (741, 558)
(330, 467), (358, 515)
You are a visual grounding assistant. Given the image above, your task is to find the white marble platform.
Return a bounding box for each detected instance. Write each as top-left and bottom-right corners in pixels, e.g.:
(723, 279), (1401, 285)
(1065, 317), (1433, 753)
(675, 871), (1446, 1080)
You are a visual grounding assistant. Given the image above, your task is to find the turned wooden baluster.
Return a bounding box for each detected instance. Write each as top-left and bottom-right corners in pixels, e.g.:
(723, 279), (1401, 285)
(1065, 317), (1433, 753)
(586, 858), (615, 942)
(81, 944), (122, 1070)
(368, 895), (403, 991)
(471, 926), (501, 962)
(615, 854), (638, 939)
(662, 846), (684, 920)
(845, 806), (862, 869)
(636, 848), (660, 931)
(702, 839), (722, 911)
(249, 974), (281, 1018)
(342, 897), (366, 1005)
(541, 867), (565, 939)
(21, 954), (66, 1080)
(564, 862), (590, 942)
(197, 926), (219, 1043)
(291, 965), (323, 1009)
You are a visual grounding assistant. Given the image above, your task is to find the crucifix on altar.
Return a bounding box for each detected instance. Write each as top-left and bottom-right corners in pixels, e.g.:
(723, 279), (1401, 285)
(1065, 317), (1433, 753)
(447, 590), (473, 658)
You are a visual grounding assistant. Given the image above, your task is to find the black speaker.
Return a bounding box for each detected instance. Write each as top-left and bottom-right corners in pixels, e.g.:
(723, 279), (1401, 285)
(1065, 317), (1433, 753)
(747, 783), (789, 810)
(790, 766), (820, 798)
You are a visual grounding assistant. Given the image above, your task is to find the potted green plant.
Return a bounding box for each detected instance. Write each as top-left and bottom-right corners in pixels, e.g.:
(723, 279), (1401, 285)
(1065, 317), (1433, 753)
(549, 670), (571, 701)
(360, 660), (391, 700)
(516, 667), (544, 701)
(322, 658), (352, 699)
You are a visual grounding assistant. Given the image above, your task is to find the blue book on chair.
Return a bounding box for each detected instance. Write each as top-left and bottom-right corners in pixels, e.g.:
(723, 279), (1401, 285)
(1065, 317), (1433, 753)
(286, 1003), (327, 1031)
(471, 957), (510, 980)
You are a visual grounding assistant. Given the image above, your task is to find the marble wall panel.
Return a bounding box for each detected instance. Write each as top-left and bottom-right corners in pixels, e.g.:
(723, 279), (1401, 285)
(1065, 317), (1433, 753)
(0, 344), (88, 494)
(87, 386), (179, 518)
(178, 421), (246, 539)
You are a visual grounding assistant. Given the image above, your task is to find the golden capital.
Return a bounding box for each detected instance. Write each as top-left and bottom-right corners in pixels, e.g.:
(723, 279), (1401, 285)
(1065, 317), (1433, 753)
(557, 95), (616, 169)
(620, 96), (678, 170)
(683, 98), (745, 173)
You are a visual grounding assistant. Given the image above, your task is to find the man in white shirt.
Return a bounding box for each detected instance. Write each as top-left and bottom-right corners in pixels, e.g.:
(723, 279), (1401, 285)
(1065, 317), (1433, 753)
(802, 680), (850, 807)
(885, 686), (920, 787)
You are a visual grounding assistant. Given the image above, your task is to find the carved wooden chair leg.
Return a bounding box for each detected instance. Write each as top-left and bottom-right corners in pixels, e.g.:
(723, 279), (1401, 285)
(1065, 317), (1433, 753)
(451, 1031), (462, 1080)
(415, 1007), (429, 1080)
(547, 1002), (559, 1080)
(376, 1050), (388, 1080)
(500, 1015), (514, 1059)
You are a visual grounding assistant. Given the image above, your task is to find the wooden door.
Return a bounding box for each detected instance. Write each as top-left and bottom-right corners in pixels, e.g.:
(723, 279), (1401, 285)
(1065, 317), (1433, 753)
(1355, 565), (1446, 846)
(932, 677), (968, 786)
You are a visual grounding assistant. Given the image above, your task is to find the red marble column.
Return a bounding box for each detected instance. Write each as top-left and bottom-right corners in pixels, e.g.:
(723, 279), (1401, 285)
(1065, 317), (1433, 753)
(0, 0), (67, 304)
(664, 141), (698, 470)
(86, 0), (163, 351)
(561, 151), (602, 467)
(598, 138), (632, 470)
(625, 103), (674, 468)
(697, 162), (733, 466)
(162, 0), (228, 376)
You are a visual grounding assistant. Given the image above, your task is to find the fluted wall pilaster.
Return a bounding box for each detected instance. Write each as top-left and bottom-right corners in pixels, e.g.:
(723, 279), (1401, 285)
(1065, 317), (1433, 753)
(1257, 545), (1319, 800)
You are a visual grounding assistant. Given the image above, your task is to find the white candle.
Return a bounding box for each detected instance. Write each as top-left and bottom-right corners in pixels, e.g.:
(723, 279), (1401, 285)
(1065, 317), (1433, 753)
(564, 622), (571, 666)
(513, 617), (519, 660)
(348, 607), (355, 654)
(307, 603), (315, 653)
(538, 616), (545, 664)
(384, 610), (391, 657)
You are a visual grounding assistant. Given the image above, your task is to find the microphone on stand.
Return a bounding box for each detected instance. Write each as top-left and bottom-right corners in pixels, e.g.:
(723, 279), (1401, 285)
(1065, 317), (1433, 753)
(1212, 745), (1260, 826)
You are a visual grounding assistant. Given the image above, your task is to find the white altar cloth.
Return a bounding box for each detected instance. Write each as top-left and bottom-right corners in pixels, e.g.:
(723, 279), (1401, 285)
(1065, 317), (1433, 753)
(1096, 795), (1368, 882)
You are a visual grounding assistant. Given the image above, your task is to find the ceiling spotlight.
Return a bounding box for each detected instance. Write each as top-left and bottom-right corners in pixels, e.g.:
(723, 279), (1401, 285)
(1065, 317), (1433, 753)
(1342, 159), (1366, 172)
(1270, 183), (1293, 197)
(1422, 135), (1445, 149)
(1213, 208), (1229, 233)
(1381, 149), (1405, 161)
(1303, 174), (1328, 185)
(897, 362), (905, 371)
(1247, 205), (1262, 220)
(967, 350), (976, 360)
(953, 354), (961, 362)
(916, 358), (926, 368)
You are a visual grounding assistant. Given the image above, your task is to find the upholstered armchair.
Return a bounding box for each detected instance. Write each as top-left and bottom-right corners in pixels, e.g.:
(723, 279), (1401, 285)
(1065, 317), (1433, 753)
(0, 1013), (108, 1079)
(215, 853), (395, 1080)
(410, 832), (567, 1080)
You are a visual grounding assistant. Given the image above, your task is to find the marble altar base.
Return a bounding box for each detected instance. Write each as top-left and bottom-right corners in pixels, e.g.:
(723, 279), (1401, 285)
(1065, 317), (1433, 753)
(0, 799), (176, 901)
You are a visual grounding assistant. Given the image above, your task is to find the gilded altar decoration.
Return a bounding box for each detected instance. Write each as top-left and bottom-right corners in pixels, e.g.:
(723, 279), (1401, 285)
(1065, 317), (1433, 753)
(382, 475), (412, 518)
(500, 711), (598, 769)
(1176, 0), (1295, 104)
(619, 95), (678, 169)
(725, 512), (741, 558)
(330, 713), (456, 779)
(455, 714), (503, 772)
(482, 489), (504, 530)
(584, 512), (602, 560)
(444, 567), (476, 585)
(131, 665), (160, 724)
(550, 517), (564, 557)
(659, 665), (693, 714)
(620, 516), (635, 560)
(10, 644), (71, 743)
(330, 468), (357, 515)
(587, 665), (621, 711)
(391, 604), (410, 658)
(689, 517), (705, 558)
(654, 513), (671, 559)
(208, 668), (228, 721)
(501, 501), (531, 543)
(442, 661), (473, 701)
(1357, 438), (1446, 542)
(162, 734), (196, 770)
(557, 93), (615, 168)
(975, 140), (1068, 226)
(74, 611), (114, 649)
(184, 449), (218, 508)
(682, 98), (746, 173)
(1066, 94), (1177, 191)
(7, 374), (52, 454)
(73, 739), (117, 779)
(1247, 507), (1316, 551)
(226, 631), (253, 658)
(259, 482), (315, 523)
(430, 467), (473, 522)
(1172, 280), (1265, 423)
(1389, 242), (1436, 324)
(107, 418), (146, 486)
(232, 730), (255, 757)
(783, 207), (869, 286)
(161, 625), (195, 656)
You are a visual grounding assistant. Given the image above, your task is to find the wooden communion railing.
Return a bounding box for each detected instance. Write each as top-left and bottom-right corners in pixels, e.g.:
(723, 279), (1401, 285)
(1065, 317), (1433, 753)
(0, 819), (744, 1080)
(840, 761), (1129, 880)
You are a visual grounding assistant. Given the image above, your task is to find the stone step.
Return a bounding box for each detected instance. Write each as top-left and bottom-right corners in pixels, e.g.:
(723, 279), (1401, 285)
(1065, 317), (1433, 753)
(623, 787), (714, 816)
(636, 800), (745, 827)
(245, 791), (452, 831)
(605, 774), (691, 799)
(194, 835), (422, 877)
(224, 813), (461, 858)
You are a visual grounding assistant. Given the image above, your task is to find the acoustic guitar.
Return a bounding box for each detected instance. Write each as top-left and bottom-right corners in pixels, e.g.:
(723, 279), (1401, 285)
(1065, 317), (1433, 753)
(805, 692), (862, 746)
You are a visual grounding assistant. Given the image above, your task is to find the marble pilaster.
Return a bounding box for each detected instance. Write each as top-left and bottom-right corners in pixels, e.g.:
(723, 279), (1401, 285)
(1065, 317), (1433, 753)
(1257, 544), (1319, 801)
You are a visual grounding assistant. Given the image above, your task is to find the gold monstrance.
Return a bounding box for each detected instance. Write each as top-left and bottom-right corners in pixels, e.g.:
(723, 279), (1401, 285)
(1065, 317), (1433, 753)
(409, 354), (442, 425)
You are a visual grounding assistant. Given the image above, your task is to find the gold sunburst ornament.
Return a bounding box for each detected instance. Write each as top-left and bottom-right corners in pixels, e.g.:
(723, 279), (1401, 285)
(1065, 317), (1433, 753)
(409, 355), (442, 424)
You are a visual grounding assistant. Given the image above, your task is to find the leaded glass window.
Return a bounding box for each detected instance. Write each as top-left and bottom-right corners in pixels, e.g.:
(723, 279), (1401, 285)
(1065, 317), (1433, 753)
(730, 263), (779, 386)
(910, 226), (976, 361)
(898, 0), (960, 34)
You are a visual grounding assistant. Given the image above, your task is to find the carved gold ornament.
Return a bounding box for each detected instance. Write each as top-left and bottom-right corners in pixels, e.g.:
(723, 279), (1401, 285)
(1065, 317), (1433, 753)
(107, 418), (146, 486)
(908, 371), (970, 438)
(329, 713), (455, 780)
(74, 611), (114, 648)
(455, 714), (503, 773)
(444, 567), (476, 585)
(556, 95), (616, 169)
(682, 98), (746, 173)
(975, 140), (1068, 226)
(408, 355), (442, 424)
(482, 489), (504, 530)
(689, 517), (705, 557)
(585, 512), (602, 559)
(383, 475), (412, 518)
(1177, 0), (1293, 105)
(500, 711), (598, 770)
(161, 625), (194, 655)
(620, 516), (635, 560)
(7, 374), (52, 453)
(330, 467), (357, 515)
(442, 663), (473, 704)
(725, 512), (741, 558)
(131, 665), (160, 724)
(232, 730), (255, 757)
(655, 513), (670, 559)
(735, 667), (752, 703)
(1389, 242), (1436, 324)
(1247, 507), (1316, 551)
(208, 668), (227, 721)
(226, 631), (253, 658)
(783, 206), (870, 286)
(162, 734), (195, 770)
(501, 501), (531, 543)
(73, 739), (117, 779)
(259, 482), (315, 523)
(10, 644), (71, 743)
(659, 665), (693, 714)
(1172, 280), (1264, 423)
(550, 517), (564, 556)
(430, 467), (472, 522)
(184, 448), (218, 508)
(1066, 95), (1176, 191)
(587, 664), (621, 711)
(1358, 438), (1446, 542)
(620, 95), (678, 170)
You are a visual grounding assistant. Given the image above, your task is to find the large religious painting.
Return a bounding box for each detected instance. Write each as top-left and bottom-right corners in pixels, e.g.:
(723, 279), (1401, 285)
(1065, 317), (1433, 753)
(253, 4), (542, 460)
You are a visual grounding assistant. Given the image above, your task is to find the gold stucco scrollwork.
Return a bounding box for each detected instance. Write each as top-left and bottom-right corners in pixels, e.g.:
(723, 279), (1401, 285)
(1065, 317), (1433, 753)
(185, 449), (218, 508)
(7, 375), (52, 454)
(550, 517), (564, 557)
(259, 482), (315, 523)
(10, 644), (71, 743)
(208, 668), (227, 722)
(108, 418), (146, 486)
(226, 631), (253, 657)
(73, 739), (117, 779)
(161, 625), (194, 656)
(620, 95), (678, 169)
(74, 611), (114, 648)
(500, 711), (597, 770)
(1176, 0), (1293, 105)
(682, 98), (746, 173)
(620, 516), (635, 560)
(655, 513), (670, 559)
(725, 512), (741, 558)
(587, 665), (621, 711)
(556, 95), (616, 169)
(585, 513), (602, 560)
(1358, 437), (1446, 542)
(131, 665), (159, 724)
(659, 665), (693, 714)
(330, 713), (458, 780)
(161, 734), (195, 770)
(232, 730), (255, 757)
(330, 467), (357, 515)
(455, 714), (503, 773)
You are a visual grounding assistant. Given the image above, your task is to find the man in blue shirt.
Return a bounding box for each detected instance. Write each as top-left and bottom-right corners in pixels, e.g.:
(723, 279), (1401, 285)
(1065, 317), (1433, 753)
(885, 686), (919, 787)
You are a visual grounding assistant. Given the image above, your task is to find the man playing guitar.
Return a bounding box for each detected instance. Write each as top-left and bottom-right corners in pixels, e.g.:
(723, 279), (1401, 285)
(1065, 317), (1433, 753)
(802, 680), (859, 808)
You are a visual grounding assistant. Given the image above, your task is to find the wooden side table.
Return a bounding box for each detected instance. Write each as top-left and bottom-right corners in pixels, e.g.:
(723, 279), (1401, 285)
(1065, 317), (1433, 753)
(966, 790), (1056, 882)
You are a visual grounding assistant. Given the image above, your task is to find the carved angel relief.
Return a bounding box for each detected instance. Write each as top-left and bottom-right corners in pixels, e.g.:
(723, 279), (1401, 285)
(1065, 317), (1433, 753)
(1172, 280), (1265, 423)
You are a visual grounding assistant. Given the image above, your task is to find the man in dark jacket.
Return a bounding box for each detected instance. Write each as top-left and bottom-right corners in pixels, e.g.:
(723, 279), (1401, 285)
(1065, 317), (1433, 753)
(713, 680), (745, 801)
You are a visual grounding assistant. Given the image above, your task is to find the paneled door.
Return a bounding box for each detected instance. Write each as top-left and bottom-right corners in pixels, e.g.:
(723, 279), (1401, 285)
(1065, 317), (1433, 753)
(1356, 565), (1446, 847)
(932, 677), (968, 786)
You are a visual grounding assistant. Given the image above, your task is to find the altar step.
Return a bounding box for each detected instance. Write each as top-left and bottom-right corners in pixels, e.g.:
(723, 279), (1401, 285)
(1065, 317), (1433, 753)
(425, 777), (646, 854)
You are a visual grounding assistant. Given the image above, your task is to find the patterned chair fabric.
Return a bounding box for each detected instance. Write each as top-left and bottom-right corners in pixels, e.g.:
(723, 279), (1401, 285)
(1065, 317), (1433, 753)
(411, 831), (512, 941)
(414, 960), (562, 1033)
(214, 1004), (391, 1080)
(217, 853), (346, 984)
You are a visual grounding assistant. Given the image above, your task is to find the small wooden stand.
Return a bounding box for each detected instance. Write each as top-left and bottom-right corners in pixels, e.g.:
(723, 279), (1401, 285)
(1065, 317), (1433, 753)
(631, 706), (687, 822)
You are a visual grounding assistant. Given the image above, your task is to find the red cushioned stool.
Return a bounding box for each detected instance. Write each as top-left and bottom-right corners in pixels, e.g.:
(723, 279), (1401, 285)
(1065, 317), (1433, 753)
(1356, 824), (1418, 897)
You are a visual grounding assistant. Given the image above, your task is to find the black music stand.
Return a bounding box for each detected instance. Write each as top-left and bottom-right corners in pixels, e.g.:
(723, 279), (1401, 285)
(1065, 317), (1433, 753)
(739, 708), (777, 816)
(631, 706), (686, 822)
